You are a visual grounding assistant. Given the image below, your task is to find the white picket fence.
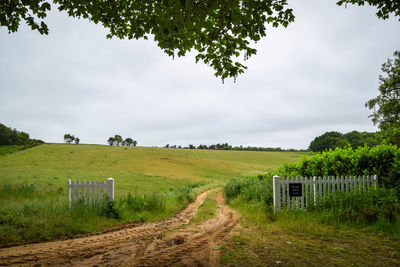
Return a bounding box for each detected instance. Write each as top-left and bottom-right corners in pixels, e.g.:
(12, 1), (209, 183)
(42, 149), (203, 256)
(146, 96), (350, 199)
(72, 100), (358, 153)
(273, 175), (378, 212)
(67, 178), (114, 207)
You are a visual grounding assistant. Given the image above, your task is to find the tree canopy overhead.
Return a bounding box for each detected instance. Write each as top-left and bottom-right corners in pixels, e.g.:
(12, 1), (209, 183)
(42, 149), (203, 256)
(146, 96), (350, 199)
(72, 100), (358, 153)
(1, 1), (398, 80)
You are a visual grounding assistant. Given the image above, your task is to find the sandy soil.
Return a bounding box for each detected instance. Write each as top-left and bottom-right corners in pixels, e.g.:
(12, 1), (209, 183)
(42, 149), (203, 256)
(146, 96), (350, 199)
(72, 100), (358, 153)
(0, 190), (240, 266)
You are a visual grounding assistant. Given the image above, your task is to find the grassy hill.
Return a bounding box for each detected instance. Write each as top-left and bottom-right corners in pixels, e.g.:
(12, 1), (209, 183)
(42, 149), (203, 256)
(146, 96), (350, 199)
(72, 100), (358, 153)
(0, 143), (308, 195)
(0, 143), (308, 245)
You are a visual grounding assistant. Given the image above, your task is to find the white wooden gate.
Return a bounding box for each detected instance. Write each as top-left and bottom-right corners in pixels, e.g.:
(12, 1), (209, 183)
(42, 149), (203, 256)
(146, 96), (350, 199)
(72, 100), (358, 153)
(67, 177), (114, 207)
(273, 175), (378, 212)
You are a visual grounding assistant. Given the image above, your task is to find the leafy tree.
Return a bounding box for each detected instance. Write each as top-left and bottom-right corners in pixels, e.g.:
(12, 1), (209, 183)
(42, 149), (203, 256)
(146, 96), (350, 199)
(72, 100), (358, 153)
(0, 123), (43, 147)
(74, 137), (80, 144)
(107, 137), (115, 146)
(64, 133), (75, 144)
(366, 51), (400, 146)
(133, 140), (137, 147)
(124, 138), (133, 146)
(2, 1), (399, 81)
(309, 131), (381, 152)
(113, 135), (122, 146)
(0, 0), (292, 81)
(309, 131), (343, 152)
(336, 0), (400, 20)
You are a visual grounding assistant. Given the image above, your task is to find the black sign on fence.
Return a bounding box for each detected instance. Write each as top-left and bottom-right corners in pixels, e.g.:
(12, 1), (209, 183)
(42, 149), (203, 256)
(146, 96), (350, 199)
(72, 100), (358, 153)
(289, 183), (302, 197)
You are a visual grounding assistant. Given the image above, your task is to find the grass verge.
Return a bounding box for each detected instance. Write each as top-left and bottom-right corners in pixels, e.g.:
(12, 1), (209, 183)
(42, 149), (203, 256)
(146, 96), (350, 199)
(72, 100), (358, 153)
(220, 197), (400, 266)
(0, 182), (215, 246)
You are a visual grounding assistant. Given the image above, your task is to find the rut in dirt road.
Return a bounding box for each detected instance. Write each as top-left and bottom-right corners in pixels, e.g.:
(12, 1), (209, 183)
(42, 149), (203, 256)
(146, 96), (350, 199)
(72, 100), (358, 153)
(0, 189), (240, 266)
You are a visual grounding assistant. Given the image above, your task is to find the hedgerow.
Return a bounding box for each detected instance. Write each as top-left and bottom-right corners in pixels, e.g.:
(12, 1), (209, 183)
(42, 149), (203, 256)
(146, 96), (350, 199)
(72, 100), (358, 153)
(276, 144), (400, 191)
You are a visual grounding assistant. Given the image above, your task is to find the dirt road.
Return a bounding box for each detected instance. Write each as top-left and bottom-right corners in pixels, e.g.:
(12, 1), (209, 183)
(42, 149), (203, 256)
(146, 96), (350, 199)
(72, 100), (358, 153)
(0, 190), (240, 266)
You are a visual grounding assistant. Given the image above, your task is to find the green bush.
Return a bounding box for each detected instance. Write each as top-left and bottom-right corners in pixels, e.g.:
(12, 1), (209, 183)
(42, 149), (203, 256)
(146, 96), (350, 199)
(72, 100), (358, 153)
(277, 144), (400, 192)
(224, 178), (243, 199)
(224, 173), (274, 205)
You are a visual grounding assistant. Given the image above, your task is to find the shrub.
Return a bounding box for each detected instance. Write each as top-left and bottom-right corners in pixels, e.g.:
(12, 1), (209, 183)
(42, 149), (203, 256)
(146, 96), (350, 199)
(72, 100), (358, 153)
(277, 144), (400, 193)
(224, 179), (243, 199)
(224, 173), (274, 205)
(101, 200), (120, 219)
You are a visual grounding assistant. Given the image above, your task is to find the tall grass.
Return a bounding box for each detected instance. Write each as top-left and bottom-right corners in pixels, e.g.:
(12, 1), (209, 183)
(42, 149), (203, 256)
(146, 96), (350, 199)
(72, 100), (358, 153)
(0, 182), (206, 246)
(310, 187), (400, 235)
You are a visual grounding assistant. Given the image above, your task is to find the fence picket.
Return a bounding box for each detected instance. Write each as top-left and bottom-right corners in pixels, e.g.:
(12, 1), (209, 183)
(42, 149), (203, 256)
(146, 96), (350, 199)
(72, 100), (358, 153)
(91, 180), (94, 205)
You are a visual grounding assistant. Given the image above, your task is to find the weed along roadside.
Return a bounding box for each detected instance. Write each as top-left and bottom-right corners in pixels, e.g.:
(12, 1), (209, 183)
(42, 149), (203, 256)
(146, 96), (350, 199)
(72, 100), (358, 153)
(0, 178), (214, 246)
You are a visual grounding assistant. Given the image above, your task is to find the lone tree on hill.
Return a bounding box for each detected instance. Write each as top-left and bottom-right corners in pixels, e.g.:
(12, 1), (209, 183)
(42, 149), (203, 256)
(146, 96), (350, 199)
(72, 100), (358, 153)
(64, 134), (75, 144)
(75, 137), (80, 144)
(2, 1), (398, 81)
(366, 50), (400, 146)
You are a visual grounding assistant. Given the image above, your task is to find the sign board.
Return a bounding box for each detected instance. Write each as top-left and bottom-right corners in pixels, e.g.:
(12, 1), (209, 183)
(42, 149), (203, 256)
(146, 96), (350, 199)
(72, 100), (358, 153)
(289, 183), (302, 197)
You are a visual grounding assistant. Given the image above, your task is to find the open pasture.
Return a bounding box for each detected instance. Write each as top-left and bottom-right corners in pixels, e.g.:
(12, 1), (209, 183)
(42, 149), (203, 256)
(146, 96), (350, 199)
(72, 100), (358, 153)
(0, 143), (307, 195)
(0, 144), (307, 245)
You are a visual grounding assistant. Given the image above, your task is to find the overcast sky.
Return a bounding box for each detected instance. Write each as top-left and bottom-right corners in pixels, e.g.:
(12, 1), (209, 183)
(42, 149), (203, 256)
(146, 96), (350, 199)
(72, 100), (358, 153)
(0, 1), (399, 149)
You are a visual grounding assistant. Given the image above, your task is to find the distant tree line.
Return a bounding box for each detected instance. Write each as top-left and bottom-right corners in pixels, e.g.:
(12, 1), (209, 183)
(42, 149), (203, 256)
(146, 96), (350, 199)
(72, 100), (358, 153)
(108, 135), (137, 147)
(309, 131), (380, 152)
(0, 123), (44, 147)
(64, 134), (80, 144)
(163, 143), (308, 152)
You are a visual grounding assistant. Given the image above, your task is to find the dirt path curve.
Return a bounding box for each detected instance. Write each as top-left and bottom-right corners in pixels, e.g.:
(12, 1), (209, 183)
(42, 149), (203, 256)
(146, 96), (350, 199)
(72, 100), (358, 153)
(0, 190), (240, 266)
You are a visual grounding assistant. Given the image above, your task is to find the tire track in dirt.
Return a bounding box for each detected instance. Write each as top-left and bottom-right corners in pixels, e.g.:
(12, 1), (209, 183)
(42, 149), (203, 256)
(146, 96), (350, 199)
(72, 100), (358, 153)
(0, 190), (240, 266)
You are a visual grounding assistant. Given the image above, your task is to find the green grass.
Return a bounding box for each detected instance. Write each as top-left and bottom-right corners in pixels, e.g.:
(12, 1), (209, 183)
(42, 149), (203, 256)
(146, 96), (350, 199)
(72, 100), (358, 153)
(0, 144), (306, 246)
(221, 197), (400, 266)
(0, 144), (307, 195)
(0, 145), (24, 156)
(189, 188), (219, 225)
(0, 182), (211, 246)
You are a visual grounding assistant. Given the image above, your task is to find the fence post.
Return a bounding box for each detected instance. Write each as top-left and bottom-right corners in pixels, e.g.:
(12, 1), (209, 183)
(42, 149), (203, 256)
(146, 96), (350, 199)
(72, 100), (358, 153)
(107, 177), (114, 202)
(273, 175), (281, 212)
(373, 175), (378, 188)
(67, 179), (71, 208)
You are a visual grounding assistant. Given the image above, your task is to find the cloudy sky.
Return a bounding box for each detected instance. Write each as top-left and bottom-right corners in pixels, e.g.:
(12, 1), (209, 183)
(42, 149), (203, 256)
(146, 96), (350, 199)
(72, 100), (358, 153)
(0, 1), (399, 149)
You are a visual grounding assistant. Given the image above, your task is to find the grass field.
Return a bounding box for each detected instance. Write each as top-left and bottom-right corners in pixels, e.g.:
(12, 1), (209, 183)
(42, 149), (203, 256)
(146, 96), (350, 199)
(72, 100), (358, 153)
(0, 143), (307, 245)
(0, 143), (307, 195)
